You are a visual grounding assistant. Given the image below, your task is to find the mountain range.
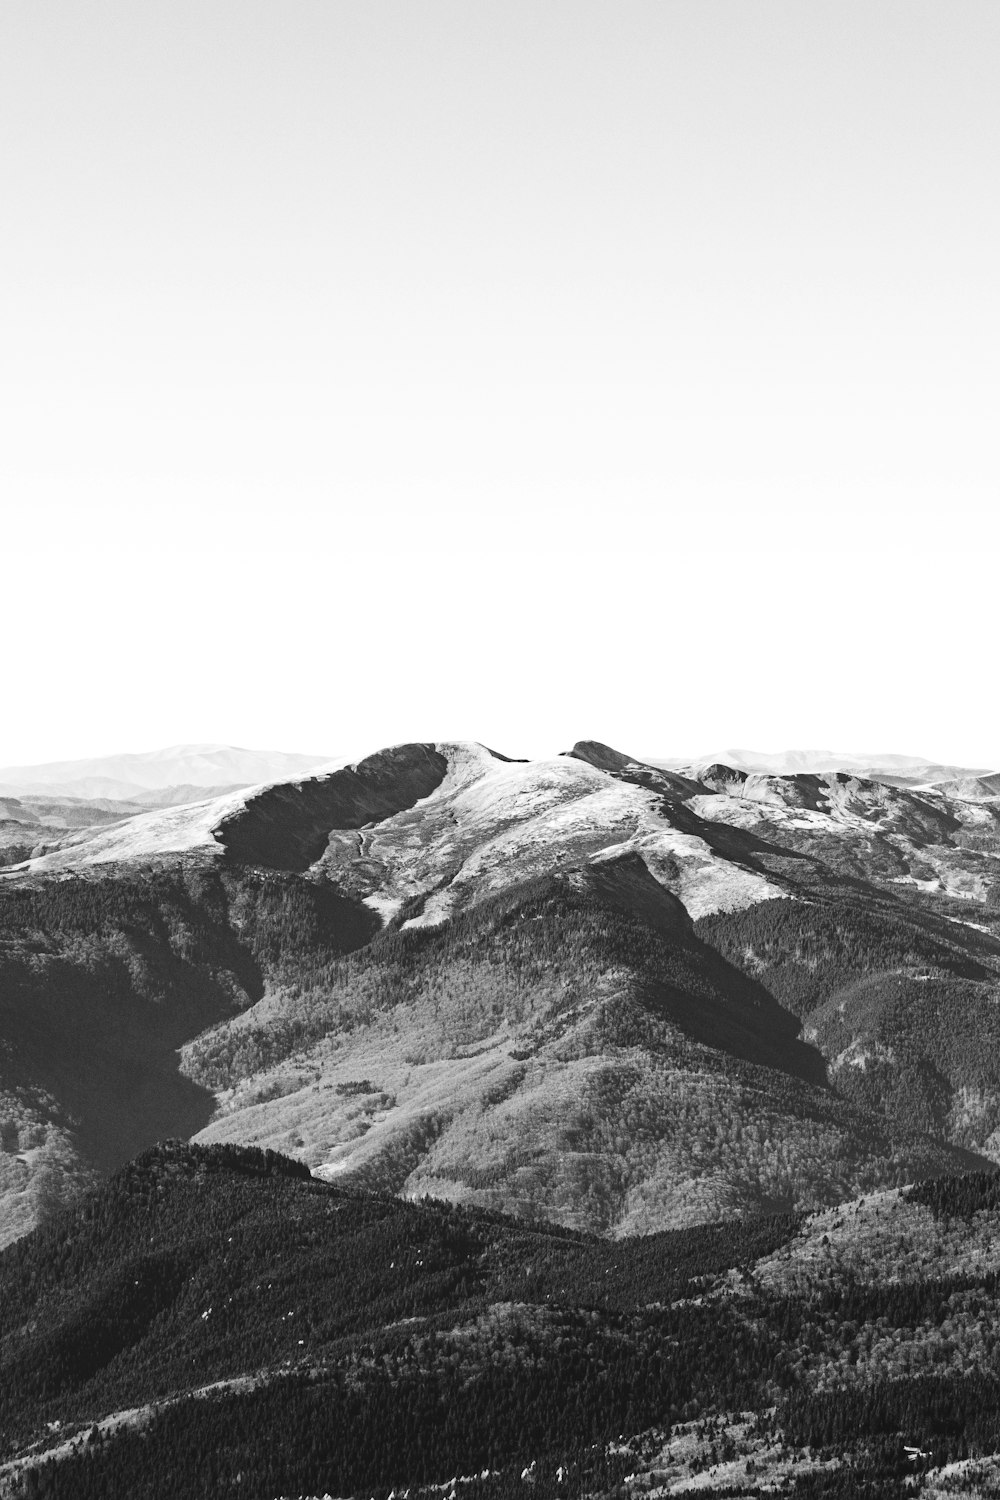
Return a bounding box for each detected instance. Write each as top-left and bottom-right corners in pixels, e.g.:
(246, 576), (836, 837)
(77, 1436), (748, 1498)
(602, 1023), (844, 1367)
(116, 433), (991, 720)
(653, 747), (995, 787)
(0, 743), (336, 805)
(5, 735), (1000, 1494)
(3, 736), (1000, 1244)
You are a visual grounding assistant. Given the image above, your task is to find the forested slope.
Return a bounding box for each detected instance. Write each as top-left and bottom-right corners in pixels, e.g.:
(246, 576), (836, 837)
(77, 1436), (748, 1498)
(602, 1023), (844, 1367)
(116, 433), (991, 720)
(5, 1144), (1000, 1498)
(697, 890), (1000, 1156)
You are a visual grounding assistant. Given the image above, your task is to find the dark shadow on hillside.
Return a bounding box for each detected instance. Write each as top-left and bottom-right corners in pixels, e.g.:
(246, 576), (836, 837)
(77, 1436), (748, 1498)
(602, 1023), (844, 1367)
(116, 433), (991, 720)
(217, 743), (448, 871)
(2, 950), (243, 1176)
(664, 799), (907, 902)
(0, 866), (382, 1178)
(578, 855), (830, 1088)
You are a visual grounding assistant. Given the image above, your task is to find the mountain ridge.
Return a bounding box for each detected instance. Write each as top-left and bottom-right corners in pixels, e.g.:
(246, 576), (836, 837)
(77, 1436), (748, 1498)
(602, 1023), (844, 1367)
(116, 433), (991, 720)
(653, 746), (998, 783)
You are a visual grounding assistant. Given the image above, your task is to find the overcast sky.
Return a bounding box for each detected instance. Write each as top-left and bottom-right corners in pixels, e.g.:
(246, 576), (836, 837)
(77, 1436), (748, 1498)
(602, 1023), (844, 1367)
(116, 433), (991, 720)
(3, 1), (998, 768)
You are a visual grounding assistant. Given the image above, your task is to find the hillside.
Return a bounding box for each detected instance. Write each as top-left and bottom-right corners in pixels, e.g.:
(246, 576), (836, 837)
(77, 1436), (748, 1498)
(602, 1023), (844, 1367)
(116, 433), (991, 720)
(3, 738), (1000, 1243)
(0, 744), (342, 871)
(0, 796), (146, 869)
(4, 1142), (1000, 1497)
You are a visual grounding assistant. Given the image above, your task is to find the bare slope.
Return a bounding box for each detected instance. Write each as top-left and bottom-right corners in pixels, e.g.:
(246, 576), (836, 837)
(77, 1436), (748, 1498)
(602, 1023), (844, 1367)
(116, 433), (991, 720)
(0, 795), (146, 869)
(314, 741), (784, 928)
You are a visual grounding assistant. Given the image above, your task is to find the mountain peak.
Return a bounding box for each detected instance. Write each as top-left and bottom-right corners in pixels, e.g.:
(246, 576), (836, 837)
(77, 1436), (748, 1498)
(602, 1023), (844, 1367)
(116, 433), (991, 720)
(565, 740), (640, 773)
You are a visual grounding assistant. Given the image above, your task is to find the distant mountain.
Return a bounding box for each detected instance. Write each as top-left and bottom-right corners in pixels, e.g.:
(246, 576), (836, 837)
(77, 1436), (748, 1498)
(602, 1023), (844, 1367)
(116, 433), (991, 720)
(0, 743), (336, 805)
(931, 771), (1000, 801)
(653, 747), (997, 784)
(0, 793), (155, 871)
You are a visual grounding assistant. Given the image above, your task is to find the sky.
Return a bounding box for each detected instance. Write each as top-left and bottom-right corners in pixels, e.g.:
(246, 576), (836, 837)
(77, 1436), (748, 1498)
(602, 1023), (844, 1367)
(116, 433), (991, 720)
(2, 1), (999, 769)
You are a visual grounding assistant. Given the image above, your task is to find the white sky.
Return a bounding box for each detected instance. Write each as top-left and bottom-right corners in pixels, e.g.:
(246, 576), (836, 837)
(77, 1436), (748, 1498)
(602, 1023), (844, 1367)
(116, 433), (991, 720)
(2, 1), (999, 768)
